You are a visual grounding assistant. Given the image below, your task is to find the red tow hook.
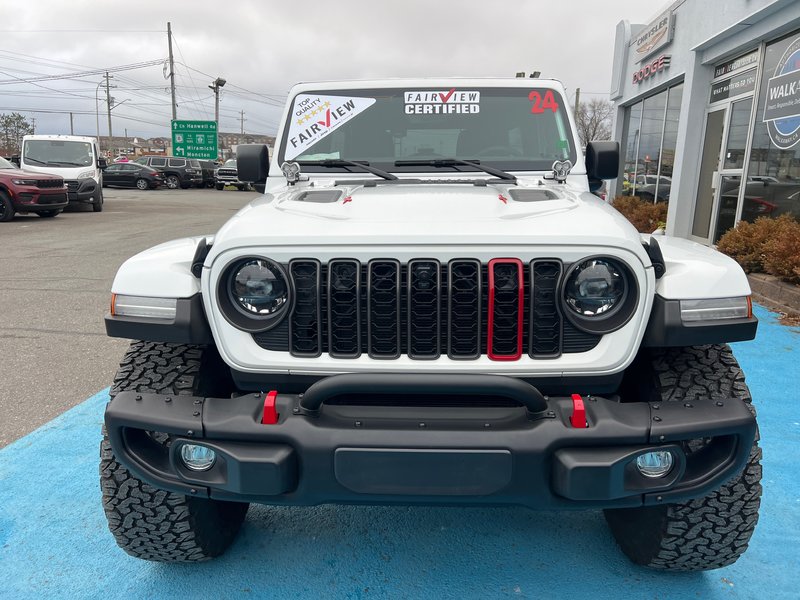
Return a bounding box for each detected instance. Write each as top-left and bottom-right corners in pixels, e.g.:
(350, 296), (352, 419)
(262, 390), (279, 425)
(570, 394), (587, 428)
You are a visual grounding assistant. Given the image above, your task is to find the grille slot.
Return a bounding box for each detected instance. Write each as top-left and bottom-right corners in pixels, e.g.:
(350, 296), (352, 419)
(367, 260), (401, 358)
(530, 260), (563, 358)
(488, 259), (523, 359)
(253, 259), (602, 358)
(447, 260), (482, 359)
(327, 259), (361, 358)
(408, 260), (441, 359)
(289, 260), (321, 357)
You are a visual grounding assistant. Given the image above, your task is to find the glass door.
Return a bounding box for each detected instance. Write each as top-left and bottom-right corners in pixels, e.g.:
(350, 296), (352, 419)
(691, 97), (755, 243)
(711, 97), (753, 243)
(691, 108), (726, 240)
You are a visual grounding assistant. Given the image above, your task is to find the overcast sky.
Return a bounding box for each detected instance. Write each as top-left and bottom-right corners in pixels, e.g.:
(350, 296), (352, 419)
(0, 0), (659, 139)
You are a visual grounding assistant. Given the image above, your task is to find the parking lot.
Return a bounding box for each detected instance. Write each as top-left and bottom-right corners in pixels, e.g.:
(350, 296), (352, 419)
(0, 187), (255, 448)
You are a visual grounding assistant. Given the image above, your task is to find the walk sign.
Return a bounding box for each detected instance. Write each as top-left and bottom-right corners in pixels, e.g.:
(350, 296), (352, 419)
(171, 120), (218, 159)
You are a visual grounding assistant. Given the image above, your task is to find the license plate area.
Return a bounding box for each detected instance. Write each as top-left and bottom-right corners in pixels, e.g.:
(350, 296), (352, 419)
(334, 448), (512, 496)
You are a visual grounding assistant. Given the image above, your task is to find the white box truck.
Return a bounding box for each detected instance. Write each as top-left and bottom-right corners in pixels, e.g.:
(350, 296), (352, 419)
(20, 135), (106, 211)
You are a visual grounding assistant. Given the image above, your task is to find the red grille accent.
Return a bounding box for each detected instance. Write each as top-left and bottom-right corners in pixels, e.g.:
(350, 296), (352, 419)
(487, 258), (524, 361)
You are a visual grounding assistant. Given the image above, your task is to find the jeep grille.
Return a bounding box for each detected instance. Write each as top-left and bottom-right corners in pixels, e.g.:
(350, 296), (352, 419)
(252, 259), (601, 360)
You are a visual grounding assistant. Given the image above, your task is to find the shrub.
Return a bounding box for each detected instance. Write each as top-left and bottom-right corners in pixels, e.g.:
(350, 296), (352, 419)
(717, 214), (800, 283)
(611, 196), (668, 233)
(761, 219), (800, 284)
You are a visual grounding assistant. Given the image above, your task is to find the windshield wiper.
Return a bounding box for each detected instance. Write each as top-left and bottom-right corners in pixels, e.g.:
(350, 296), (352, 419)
(24, 157), (47, 165)
(394, 158), (516, 182)
(297, 159), (397, 181)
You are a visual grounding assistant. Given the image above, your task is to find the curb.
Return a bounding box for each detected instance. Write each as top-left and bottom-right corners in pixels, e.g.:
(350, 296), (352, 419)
(748, 273), (800, 315)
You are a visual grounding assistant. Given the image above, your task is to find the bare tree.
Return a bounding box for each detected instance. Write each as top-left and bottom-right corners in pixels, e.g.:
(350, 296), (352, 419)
(0, 112), (34, 155)
(574, 98), (614, 147)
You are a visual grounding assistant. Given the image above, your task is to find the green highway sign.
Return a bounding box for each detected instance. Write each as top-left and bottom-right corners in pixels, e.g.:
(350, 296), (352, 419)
(171, 120), (218, 159)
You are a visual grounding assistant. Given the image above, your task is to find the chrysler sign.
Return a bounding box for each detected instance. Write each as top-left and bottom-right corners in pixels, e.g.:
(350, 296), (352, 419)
(631, 10), (674, 63)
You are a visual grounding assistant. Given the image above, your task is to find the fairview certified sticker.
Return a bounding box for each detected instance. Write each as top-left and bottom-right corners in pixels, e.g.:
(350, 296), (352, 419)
(286, 94), (376, 160)
(404, 89), (480, 114)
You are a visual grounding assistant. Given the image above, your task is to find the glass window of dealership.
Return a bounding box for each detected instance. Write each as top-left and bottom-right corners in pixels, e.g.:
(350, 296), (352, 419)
(610, 0), (800, 245)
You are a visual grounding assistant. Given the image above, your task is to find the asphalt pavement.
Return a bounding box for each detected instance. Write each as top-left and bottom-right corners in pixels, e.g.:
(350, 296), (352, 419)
(0, 304), (797, 599)
(0, 186), (254, 447)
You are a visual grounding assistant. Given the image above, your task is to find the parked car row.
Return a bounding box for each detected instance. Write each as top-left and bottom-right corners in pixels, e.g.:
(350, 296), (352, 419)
(2, 146), (250, 221)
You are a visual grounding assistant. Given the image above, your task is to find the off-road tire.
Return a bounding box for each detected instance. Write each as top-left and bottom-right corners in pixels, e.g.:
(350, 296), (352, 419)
(100, 341), (249, 562)
(0, 191), (14, 222)
(604, 344), (762, 571)
(215, 183), (224, 190)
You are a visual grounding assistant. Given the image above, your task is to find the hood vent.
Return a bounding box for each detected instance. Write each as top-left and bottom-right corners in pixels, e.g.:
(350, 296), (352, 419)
(293, 190), (343, 203)
(508, 189), (560, 202)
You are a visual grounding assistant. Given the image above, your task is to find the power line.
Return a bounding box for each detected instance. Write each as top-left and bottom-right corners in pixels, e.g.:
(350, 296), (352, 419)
(0, 59), (165, 85)
(0, 29), (165, 33)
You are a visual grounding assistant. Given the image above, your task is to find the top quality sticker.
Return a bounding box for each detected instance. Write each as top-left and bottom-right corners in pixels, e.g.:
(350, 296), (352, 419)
(404, 89), (480, 114)
(286, 94), (376, 160)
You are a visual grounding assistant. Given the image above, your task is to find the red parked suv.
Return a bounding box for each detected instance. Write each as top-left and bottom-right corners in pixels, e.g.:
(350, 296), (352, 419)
(0, 156), (68, 221)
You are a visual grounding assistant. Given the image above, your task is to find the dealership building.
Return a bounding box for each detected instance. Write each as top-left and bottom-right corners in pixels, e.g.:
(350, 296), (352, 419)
(609, 0), (800, 244)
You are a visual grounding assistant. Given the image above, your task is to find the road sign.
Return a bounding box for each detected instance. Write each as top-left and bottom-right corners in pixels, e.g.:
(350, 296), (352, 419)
(171, 120), (218, 160)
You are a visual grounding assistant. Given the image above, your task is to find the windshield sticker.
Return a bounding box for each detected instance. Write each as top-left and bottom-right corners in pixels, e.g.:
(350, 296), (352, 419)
(404, 90), (480, 114)
(286, 94), (376, 160)
(528, 90), (559, 114)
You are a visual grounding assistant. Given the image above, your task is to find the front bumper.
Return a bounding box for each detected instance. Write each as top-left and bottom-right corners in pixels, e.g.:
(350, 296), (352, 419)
(65, 179), (97, 203)
(11, 186), (68, 212)
(105, 373), (756, 510)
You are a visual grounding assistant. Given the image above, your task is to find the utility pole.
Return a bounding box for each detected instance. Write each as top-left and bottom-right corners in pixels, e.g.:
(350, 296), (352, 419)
(167, 22), (177, 121)
(574, 87), (581, 119)
(31, 117), (36, 134)
(105, 71), (114, 140)
(209, 77), (226, 158)
(69, 112), (74, 135)
(240, 110), (246, 135)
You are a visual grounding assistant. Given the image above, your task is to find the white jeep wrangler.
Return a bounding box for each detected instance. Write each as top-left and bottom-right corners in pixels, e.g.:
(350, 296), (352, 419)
(101, 78), (760, 570)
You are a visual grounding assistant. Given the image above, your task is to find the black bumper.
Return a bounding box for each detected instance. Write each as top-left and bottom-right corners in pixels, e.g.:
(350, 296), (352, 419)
(65, 179), (97, 203)
(104, 373), (756, 510)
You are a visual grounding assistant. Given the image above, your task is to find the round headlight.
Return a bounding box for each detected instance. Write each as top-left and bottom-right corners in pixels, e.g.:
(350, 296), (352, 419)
(565, 259), (626, 316)
(561, 257), (638, 335)
(218, 258), (292, 332)
(231, 259), (288, 315)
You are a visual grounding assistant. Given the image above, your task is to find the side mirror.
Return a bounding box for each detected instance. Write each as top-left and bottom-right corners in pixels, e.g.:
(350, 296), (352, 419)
(585, 141), (619, 181)
(237, 144), (269, 184)
(98, 157), (108, 170)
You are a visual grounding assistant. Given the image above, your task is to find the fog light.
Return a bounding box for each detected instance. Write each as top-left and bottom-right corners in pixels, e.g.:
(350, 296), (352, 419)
(180, 443), (216, 471)
(636, 450), (674, 478)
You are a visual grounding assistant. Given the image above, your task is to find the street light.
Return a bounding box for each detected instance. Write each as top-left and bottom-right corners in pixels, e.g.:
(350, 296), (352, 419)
(95, 81), (103, 146)
(209, 77), (226, 159)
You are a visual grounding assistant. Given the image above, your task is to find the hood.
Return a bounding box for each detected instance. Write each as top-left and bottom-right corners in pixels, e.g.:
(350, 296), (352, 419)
(210, 180), (646, 255)
(19, 163), (98, 180)
(0, 167), (63, 180)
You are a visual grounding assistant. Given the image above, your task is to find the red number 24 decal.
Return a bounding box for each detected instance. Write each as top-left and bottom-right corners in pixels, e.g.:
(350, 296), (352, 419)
(529, 90), (559, 114)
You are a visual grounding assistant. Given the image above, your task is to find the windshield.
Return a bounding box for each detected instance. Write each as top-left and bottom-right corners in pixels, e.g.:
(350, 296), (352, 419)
(23, 140), (94, 167)
(224, 159), (237, 167)
(279, 87), (576, 173)
(0, 156), (17, 169)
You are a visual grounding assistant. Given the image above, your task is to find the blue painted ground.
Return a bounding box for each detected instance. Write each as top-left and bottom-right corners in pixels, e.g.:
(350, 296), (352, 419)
(0, 304), (797, 599)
